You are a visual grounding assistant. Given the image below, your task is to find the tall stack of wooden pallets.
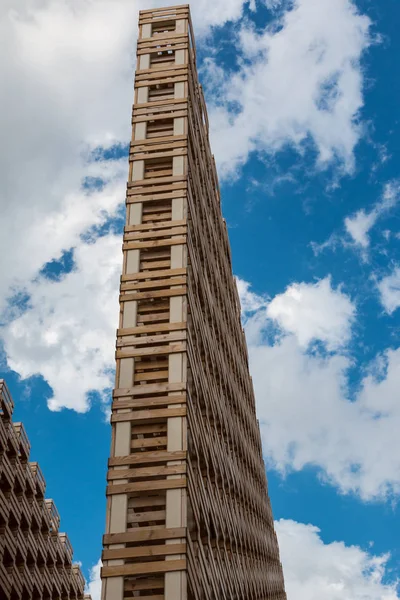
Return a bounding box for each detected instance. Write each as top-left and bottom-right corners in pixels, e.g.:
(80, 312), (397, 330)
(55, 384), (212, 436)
(101, 5), (287, 600)
(0, 379), (90, 600)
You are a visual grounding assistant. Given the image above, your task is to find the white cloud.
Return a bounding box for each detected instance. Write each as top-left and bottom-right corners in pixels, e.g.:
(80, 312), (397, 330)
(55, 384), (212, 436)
(344, 210), (378, 249)
(267, 277), (356, 350)
(0, 1), (134, 315)
(276, 519), (399, 600)
(344, 180), (400, 251)
(238, 279), (400, 499)
(2, 234), (121, 412)
(85, 559), (102, 600)
(207, 0), (372, 177)
(235, 277), (269, 314)
(378, 267), (400, 315)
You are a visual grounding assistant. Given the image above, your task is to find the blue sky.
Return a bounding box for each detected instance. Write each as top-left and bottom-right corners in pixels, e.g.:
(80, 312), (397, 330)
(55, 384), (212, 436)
(1, 1), (400, 598)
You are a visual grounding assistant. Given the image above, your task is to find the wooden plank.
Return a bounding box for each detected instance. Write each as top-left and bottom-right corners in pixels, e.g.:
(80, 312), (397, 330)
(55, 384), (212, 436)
(113, 382), (185, 398)
(135, 68), (188, 83)
(117, 320), (186, 335)
(109, 450), (186, 467)
(139, 4), (189, 14)
(116, 331), (186, 346)
(121, 268), (186, 282)
(132, 147), (187, 161)
(126, 189), (187, 204)
(140, 12), (190, 24)
(124, 226), (187, 240)
(134, 100), (187, 116)
(140, 12), (189, 23)
(103, 527), (185, 545)
(127, 183), (187, 197)
(132, 110), (187, 124)
(131, 436), (167, 449)
(136, 64), (188, 77)
(111, 407), (186, 423)
(136, 43), (187, 56)
(112, 395), (186, 411)
(130, 134), (186, 147)
(122, 239), (186, 252)
(101, 559), (186, 578)
(135, 75), (188, 89)
(140, 13), (189, 24)
(128, 174), (186, 187)
(134, 371), (169, 382)
(125, 220), (186, 233)
(119, 287), (186, 302)
(120, 278), (186, 293)
(102, 543), (186, 560)
(116, 342), (185, 358)
(140, 12), (189, 22)
(137, 33), (188, 46)
(106, 478), (187, 495)
(107, 464), (186, 480)
(130, 98), (188, 113)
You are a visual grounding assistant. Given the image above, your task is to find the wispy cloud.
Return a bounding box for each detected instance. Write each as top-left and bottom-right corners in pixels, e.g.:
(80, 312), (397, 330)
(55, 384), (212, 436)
(378, 267), (400, 315)
(312, 179), (400, 260)
(344, 180), (400, 252)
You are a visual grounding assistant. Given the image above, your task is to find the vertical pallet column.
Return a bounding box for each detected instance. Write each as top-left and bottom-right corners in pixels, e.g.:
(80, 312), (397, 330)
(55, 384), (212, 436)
(183, 13), (287, 600)
(165, 11), (188, 600)
(102, 6), (190, 600)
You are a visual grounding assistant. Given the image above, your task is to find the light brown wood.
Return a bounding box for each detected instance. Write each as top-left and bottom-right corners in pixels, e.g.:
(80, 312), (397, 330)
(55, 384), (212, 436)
(109, 450), (186, 467)
(110, 407), (187, 423)
(101, 560), (186, 578)
(0, 380), (88, 600)
(103, 527), (186, 545)
(106, 478), (187, 495)
(112, 395), (186, 411)
(102, 543), (186, 560)
(107, 464), (186, 480)
(101, 6), (287, 600)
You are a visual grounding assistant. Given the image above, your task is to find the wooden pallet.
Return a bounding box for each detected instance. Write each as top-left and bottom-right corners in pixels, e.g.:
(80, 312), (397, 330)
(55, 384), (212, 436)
(0, 380), (89, 600)
(101, 6), (287, 600)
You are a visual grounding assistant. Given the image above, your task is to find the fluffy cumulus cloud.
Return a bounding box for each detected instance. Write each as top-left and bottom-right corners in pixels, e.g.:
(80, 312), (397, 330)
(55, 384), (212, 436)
(207, 0), (372, 176)
(0, 0), (257, 411)
(276, 519), (399, 600)
(267, 277), (356, 350)
(378, 267), (400, 314)
(2, 234), (121, 412)
(237, 277), (400, 499)
(344, 180), (400, 251)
